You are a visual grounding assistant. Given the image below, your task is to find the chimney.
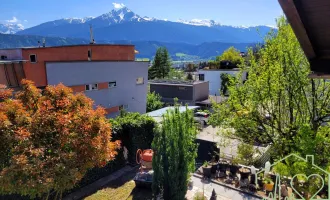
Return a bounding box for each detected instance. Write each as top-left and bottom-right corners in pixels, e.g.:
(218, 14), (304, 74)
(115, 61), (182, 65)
(42, 38), (46, 47)
(90, 25), (95, 44)
(38, 41), (40, 48)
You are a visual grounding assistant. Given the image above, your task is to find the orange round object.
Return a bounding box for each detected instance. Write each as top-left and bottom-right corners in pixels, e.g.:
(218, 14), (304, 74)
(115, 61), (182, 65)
(141, 149), (153, 162)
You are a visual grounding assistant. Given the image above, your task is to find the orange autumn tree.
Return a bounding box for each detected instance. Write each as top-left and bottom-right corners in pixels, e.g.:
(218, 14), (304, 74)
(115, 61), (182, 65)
(0, 80), (120, 198)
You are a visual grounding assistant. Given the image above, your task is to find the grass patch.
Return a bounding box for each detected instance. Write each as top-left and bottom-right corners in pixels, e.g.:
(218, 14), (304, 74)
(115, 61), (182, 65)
(176, 53), (187, 57)
(85, 180), (152, 200)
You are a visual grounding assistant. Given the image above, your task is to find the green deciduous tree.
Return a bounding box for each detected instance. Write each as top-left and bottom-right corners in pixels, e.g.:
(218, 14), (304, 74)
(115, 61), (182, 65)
(149, 47), (172, 79)
(166, 68), (185, 80)
(210, 17), (330, 167)
(216, 46), (244, 67)
(152, 103), (197, 200)
(147, 91), (164, 112)
(220, 73), (235, 96)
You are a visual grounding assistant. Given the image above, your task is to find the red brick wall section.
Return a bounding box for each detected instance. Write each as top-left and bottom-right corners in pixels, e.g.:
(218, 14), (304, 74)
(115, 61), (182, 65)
(105, 106), (119, 114)
(98, 82), (108, 90)
(70, 82), (111, 92)
(70, 85), (86, 93)
(21, 45), (135, 87)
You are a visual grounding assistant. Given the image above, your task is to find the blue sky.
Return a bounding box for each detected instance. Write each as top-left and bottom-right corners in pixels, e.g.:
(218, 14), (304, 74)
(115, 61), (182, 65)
(0, 0), (283, 28)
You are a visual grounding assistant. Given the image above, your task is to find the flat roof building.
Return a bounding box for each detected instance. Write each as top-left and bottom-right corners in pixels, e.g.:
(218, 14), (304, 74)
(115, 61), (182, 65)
(0, 44), (148, 117)
(149, 80), (209, 106)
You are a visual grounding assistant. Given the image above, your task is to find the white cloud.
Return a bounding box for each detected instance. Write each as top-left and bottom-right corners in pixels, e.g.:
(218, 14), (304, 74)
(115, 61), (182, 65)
(6, 16), (18, 23)
(112, 2), (125, 9)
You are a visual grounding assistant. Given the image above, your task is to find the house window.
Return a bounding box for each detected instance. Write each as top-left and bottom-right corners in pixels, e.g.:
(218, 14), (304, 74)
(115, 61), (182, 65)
(0, 55), (7, 60)
(108, 81), (117, 88)
(136, 77), (144, 85)
(119, 104), (129, 110)
(199, 74), (205, 81)
(85, 83), (98, 91)
(30, 54), (37, 63)
(88, 50), (92, 61)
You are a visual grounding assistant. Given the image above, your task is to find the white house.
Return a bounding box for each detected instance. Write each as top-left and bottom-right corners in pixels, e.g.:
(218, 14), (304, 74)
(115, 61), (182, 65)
(198, 69), (247, 96)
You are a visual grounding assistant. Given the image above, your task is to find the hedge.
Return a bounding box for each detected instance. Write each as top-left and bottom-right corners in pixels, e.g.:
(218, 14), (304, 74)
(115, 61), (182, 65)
(110, 112), (157, 164)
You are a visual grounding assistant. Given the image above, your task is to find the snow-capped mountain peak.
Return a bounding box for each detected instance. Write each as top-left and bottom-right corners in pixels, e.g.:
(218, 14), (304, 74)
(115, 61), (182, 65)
(177, 19), (221, 27)
(0, 23), (24, 34)
(142, 16), (157, 21)
(94, 6), (144, 25)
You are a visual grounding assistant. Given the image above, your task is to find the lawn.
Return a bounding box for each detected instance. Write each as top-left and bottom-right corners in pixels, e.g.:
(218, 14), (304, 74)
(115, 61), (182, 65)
(85, 170), (153, 200)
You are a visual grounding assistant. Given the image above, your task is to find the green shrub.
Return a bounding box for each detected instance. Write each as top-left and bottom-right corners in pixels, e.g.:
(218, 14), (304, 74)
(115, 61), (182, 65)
(110, 112), (157, 164)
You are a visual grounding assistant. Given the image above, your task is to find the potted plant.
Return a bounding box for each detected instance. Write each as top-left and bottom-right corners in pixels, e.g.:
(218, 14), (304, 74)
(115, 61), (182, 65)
(202, 161), (212, 178)
(257, 173), (264, 189)
(209, 156), (218, 174)
(229, 158), (239, 175)
(239, 167), (251, 180)
(218, 159), (228, 172)
(263, 177), (274, 192)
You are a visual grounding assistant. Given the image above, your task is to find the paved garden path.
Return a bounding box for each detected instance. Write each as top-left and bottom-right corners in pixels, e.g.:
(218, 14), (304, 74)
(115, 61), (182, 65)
(189, 175), (262, 200)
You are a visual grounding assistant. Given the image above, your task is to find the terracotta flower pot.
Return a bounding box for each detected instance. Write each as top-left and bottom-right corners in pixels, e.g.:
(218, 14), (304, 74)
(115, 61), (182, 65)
(264, 183), (274, 192)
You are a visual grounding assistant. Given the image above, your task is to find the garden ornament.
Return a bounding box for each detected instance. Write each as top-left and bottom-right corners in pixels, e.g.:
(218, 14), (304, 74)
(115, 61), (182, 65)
(250, 165), (256, 174)
(264, 161), (271, 176)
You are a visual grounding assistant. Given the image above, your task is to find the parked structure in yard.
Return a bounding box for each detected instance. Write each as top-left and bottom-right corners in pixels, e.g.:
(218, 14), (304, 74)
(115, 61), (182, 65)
(0, 44), (148, 117)
(198, 69), (247, 96)
(149, 80), (209, 106)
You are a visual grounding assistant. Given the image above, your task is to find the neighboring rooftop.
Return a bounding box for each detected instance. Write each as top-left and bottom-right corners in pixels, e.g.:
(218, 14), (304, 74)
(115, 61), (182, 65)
(145, 106), (200, 123)
(199, 68), (241, 71)
(0, 44), (134, 50)
(148, 80), (207, 86)
(196, 95), (228, 106)
(0, 60), (28, 64)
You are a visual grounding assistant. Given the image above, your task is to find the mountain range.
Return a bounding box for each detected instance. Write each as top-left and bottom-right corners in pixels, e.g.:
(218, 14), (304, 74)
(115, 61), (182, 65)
(0, 6), (274, 59)
(14, 7), (274, 44)
(0, 33), (252, 60)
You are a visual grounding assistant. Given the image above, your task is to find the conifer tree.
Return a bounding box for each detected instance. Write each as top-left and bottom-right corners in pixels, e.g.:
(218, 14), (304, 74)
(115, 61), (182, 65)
(149, 47), (172, 79)
(152, 102), (197, 200)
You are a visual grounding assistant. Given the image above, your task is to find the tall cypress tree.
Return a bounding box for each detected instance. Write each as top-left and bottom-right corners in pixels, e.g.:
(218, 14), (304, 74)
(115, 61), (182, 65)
(149, 47), (172, 79)
(152, 102), (197, 200)
(160, 47), (171, 78)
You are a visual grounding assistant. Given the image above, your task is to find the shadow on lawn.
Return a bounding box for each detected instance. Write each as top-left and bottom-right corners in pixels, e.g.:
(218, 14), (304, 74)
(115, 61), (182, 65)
(85, 168), (153, 200)
(128, 187), (153, 200)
